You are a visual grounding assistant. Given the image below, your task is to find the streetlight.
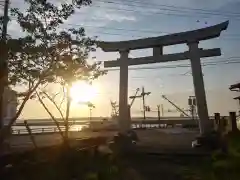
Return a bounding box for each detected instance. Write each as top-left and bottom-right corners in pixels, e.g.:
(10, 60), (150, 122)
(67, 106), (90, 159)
(87, 102), (95, 121)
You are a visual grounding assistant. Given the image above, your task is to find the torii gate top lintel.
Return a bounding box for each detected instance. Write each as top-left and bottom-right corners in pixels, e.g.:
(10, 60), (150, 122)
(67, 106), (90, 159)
(98, 21), (229, 52)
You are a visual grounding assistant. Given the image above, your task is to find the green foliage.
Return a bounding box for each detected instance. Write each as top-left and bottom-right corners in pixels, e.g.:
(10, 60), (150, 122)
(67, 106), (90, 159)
(180, 134), (240, 180)
(7, 0), (104, 89)
(210, 133), (240, 180)
(0, 0), (106, 132)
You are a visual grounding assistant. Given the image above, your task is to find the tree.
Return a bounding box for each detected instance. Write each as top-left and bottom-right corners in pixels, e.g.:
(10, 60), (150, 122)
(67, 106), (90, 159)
(0, 0), (105, 142)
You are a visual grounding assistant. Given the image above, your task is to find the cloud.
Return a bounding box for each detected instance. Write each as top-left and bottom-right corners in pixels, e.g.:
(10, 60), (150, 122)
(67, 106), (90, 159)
(89, 1), (137, 23)
(97, 12), (136, 22)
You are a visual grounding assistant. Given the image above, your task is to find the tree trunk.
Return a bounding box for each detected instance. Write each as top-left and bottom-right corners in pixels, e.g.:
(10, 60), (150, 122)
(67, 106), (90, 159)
(0, 81), (41, 147)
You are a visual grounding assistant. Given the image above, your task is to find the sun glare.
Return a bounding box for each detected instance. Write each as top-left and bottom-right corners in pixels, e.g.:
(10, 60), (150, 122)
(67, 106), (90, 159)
(70, 81), (97, 104)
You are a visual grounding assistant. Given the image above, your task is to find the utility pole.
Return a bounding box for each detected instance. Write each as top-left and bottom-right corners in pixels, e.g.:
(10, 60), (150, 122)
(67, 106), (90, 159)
(141, 87), (151, 120)
(0, 0), (10, 130)
(88, 102), (95, 121)
(129, 87), (151, 120)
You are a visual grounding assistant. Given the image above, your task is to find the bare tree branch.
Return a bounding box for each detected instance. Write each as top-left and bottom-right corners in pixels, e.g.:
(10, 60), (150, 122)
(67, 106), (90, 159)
(40, 90), (65, 120)
(36, 91), (66, 143)
(59, 86), (66, 109)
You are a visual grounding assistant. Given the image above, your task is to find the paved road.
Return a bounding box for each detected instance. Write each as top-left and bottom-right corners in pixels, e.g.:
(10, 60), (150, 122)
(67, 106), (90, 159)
(7, 131), (117, 152)
(6, 128), (199, 153)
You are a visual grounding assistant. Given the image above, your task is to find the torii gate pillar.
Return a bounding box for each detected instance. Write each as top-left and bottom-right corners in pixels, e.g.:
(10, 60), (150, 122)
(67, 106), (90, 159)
(188, 42), (211, 134)
(118, 50), (130, 133)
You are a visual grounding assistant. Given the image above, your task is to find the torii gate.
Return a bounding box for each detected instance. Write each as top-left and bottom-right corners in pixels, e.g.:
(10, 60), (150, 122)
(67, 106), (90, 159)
(98, 21), (229, 135)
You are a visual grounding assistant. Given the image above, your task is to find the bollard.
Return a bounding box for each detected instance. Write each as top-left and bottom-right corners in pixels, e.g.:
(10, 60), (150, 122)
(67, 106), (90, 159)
(229, 112), (238, 133)
(218, 117), (228, 135)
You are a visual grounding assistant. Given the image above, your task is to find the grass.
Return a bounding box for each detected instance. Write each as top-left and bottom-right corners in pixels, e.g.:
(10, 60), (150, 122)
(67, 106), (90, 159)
(179, 132), (240, 180)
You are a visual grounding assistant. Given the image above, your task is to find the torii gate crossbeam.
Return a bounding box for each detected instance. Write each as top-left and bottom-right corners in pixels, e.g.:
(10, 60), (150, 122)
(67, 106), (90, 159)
(98, 21), (229, 135)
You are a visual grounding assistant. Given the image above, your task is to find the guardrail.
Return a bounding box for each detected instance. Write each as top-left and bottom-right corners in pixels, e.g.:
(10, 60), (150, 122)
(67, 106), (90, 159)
(11, 127), (69, 135)
(12, 122), (199, 135)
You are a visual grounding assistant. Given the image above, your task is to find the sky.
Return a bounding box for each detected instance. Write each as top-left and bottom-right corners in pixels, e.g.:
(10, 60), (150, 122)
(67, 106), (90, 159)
(1, 0), (240, 119)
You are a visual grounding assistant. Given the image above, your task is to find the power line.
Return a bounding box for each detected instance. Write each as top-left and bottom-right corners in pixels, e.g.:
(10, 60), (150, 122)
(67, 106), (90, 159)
(63, 23), (240, 38)
(98, 0), (240, 16)
(102, 56), (240, 65)
(84, 29), (240, 40)
(57, 0), (240, 19)
(8, 18), (240, 39)
(7, 17), (240, 40)
(105, 59), (240, 71)
(90, 5), (232, 20)
(91, 1), (240, 20)
(79, 24), (168, 34)
(6, 3), (240, 38)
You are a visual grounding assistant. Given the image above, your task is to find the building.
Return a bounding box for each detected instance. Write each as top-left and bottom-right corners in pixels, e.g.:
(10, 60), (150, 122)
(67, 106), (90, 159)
(1, 87), (18, 126)
(229, 82), (240, 116)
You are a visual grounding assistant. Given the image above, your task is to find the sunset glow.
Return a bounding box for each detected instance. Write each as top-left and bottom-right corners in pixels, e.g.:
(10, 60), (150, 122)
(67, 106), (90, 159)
(70, 81), (97, 104)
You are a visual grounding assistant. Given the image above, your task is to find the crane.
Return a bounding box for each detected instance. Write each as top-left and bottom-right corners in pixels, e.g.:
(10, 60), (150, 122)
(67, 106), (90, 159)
(110, 88), (141, 117)
(129, 88), (140, 107)
(162, 95), (190, 117)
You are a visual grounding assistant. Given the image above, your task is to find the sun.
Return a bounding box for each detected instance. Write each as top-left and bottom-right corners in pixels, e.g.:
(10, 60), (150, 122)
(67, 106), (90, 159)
(70, 81), (97, 104)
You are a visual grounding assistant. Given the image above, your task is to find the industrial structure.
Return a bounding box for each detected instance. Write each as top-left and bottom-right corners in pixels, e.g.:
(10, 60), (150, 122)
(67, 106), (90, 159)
(229, 82), (240, 116)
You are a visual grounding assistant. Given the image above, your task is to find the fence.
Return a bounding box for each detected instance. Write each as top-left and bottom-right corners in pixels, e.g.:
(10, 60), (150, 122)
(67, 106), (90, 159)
(12, 127), (70, 135)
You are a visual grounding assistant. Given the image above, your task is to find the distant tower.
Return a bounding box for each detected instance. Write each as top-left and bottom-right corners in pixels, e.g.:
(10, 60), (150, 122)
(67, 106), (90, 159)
(188, 96), (197, 119)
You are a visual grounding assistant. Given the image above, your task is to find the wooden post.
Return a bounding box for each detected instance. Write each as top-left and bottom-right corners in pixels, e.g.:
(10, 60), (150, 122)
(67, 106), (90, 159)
(119, 50), (130, 133)
(24, 120), (37, 149)
(157, 105), (161, 122)
(128, 105), (131, 130)
(214, 113), (220, 131)
(219, 117), (227, 134)
(142, 87), (146, 120)
(188, 42), (210, 135)
(229, 112), (238, 133)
